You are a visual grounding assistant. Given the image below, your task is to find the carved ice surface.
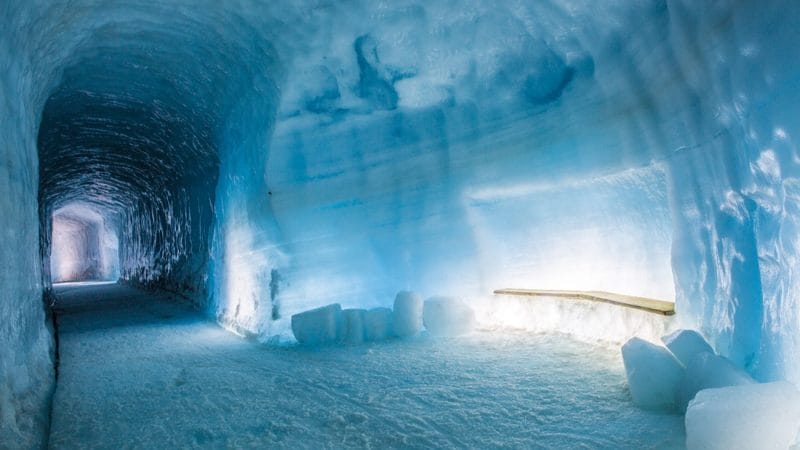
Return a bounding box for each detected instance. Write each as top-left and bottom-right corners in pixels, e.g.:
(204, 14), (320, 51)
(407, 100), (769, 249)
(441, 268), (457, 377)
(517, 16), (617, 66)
(392, 291), (423, 338)
(2, 0), (800, 445)
(621, 337), (684, 411)
(291, 304), (342, 346)
(662, 329), (715, 367)
(677, 352), (756, 412)
(422, 297), (476, 337)
(364, 307), (394, 342)
(686, 381), (800, 450)
(340, 308), (367, 344)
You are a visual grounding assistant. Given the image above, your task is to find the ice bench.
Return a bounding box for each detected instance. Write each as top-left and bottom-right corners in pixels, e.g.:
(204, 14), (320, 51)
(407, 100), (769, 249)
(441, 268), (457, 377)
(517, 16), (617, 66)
(493, 288), (675, 316)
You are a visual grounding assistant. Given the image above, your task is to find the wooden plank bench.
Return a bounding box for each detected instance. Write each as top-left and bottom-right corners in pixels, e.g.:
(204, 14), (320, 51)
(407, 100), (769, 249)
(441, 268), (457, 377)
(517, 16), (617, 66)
(493, 288), (675, 316)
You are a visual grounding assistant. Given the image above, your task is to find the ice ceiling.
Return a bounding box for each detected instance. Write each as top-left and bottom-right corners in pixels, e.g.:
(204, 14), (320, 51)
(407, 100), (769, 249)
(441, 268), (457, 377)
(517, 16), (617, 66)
(2, 0), (799, 444)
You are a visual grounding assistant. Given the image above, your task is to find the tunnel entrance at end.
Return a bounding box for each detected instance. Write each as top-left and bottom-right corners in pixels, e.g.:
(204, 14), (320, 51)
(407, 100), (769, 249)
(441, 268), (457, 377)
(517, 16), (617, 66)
(50, 203), (119, 284)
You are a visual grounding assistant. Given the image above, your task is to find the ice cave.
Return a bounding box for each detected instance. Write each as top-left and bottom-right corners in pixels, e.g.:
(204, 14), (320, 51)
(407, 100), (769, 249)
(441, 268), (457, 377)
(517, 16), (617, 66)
(2, 0), (800, 448)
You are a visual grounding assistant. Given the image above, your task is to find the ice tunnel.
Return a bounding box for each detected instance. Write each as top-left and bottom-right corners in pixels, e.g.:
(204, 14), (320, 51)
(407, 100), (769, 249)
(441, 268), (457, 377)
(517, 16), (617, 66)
(2, 0), (800, 447)
(48, 203), (118, 283)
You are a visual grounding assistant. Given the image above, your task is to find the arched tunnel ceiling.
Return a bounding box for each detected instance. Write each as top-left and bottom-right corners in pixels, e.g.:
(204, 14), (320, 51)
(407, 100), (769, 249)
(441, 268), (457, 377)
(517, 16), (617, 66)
(37, 16), (279, 215)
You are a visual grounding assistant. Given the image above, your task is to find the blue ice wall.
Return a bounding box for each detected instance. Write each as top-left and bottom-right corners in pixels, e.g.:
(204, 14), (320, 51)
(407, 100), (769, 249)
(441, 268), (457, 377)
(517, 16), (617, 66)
(0, 5), (54, 447)
(34, 3), (284, 307)
(2, 1), (800, 443)
(209, 1), (671, 342)
(210, 1), (679, 338)
(3, 2), (282, 443)
(207, 70), (283, 335)
(207, 0), (800, 386)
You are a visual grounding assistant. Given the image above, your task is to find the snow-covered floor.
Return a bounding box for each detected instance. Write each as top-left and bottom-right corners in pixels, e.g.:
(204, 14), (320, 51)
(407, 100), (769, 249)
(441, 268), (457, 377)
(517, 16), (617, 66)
(48, 283), (685, 448)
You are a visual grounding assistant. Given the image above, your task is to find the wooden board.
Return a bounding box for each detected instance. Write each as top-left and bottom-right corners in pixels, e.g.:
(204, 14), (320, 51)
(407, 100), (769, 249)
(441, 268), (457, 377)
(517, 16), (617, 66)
(493, 288), (675, 316)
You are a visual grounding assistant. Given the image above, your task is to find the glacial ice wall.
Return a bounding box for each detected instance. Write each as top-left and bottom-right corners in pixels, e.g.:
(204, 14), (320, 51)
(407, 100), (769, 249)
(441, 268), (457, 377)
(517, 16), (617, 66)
(283, 1), (799, 385)
(2, 0), (799, 444)
(659, 1), (800, 381)
(209, 0), (679, 339)
(0, 4), (53, 447)
(205, 0), (800, 382)
(210, 0), (800, 384)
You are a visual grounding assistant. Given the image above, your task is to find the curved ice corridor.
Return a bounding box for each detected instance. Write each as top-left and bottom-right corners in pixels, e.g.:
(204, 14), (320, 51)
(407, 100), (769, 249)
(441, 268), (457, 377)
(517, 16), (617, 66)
(1, 0), (799, 448)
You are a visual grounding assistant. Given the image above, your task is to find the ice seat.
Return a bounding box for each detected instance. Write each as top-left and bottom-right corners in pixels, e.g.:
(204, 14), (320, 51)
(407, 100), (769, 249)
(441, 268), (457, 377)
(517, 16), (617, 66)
(422, 297), (476, 336)
(291, 303), (342, 346)
(341, 308), (366, 344)
(686, 381), (800, 450)
(364, 307), (393, 341)
(677, 352), (755, 411)
(661, 329), (715, 367)
(393, 291), (423, 338)
(621, 337), (684, 410)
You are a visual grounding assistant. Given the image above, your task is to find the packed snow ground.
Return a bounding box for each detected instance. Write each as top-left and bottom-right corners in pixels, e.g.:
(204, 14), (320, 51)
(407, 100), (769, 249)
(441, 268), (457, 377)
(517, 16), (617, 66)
(48, 283), (684, 448)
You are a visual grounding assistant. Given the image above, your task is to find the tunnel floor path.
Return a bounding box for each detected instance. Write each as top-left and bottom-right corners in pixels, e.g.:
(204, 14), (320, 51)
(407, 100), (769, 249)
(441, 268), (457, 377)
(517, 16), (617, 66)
(47, 282), (685, 448)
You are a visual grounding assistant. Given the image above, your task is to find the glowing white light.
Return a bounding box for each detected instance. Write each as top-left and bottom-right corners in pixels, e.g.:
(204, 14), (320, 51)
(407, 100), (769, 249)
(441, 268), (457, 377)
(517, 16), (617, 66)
(51, 202), (119, 283)
(463, 166), (676, 301)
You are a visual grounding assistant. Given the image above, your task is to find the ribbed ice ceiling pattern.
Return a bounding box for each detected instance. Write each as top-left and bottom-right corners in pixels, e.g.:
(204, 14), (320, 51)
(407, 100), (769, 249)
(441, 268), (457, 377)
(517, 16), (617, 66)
(36, 8), (280, 293)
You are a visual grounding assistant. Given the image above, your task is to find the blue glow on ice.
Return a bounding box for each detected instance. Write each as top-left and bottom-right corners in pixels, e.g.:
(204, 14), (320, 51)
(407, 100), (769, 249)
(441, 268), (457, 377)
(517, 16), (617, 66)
(50, 202), (119, 282)
(2, 1), (800, 445)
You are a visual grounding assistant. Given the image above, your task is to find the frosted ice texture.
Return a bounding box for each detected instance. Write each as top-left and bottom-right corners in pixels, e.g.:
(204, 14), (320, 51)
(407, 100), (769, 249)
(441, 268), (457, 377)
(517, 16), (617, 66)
(203, 0), (800, 387)
(422, 297), (476, 336)
(364, 308), (393, 341)
(340, 309), (367, 344)
(291, 304), (342, 346)
(677, 352), (756, 412)
(3, 0), (800, 443)
(621, 337), (684, 411)
(685, 381), (800, 450)
(661, 329), (715, 367)
(392, 292), (423, 338)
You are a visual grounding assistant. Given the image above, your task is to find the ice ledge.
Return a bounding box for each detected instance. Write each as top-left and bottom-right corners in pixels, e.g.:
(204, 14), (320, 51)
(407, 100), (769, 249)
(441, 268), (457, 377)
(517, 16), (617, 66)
(493, 288), (675, 315)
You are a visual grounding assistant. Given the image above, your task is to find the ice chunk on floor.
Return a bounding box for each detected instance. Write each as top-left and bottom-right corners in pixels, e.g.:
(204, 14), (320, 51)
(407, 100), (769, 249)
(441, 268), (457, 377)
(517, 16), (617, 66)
(661, 329), (714, 366)
(364, 307), (393, 341)
(393, 291), (423, 338)
(341, 309), (366, 344)
(621, 337), (684, 410)
(422, 297), (476, 337)
(686, 381), (800, 450)
(291, 304), (342, 346)
(678, 352), (755, 411)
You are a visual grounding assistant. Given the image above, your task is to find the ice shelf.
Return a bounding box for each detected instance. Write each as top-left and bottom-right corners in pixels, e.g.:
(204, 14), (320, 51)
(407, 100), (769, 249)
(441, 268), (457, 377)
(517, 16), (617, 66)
(494, 289), (675, 315)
